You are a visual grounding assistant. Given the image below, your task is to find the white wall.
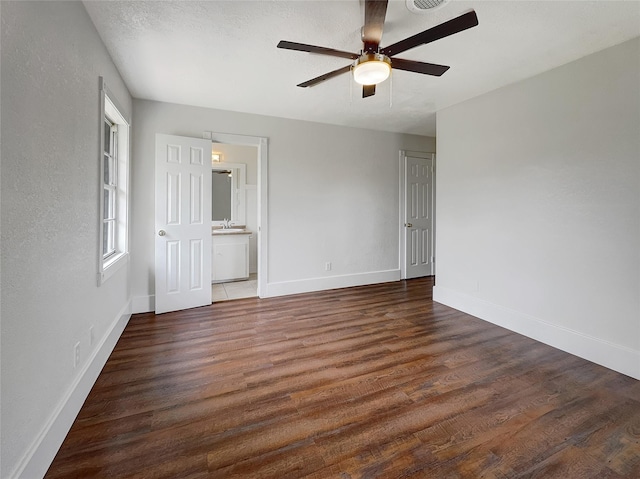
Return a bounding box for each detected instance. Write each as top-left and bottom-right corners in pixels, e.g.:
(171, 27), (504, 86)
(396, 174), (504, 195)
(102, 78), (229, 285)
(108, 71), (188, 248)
(434, 38), (640, 379)
(212, 143), (259, 273)
(131, 100), (434, 308)
(0, 2), (133, 477)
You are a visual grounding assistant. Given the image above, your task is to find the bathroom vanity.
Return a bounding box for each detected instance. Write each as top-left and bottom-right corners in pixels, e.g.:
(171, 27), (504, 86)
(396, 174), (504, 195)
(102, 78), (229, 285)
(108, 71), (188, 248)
(211, 228), (251, 282)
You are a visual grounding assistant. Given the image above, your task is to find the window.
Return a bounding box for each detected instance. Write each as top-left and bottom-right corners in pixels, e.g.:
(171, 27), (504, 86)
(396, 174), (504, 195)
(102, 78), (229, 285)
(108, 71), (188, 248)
(98, 77), (130, 285)
(103, 117), (117, 258)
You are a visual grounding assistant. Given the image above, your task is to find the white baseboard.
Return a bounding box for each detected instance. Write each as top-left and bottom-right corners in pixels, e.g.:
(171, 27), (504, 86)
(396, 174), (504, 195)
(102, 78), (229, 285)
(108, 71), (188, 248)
(14, 302), (132, 479)
(132, 294), (154, 313)
(433, 285), (640, 380)
(265, 269), (401, 298)
(132, 270), (401, 311)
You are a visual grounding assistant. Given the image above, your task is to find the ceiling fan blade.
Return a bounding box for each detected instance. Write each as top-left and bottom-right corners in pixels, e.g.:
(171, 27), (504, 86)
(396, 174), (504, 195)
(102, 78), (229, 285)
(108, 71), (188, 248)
(391, 58), (450, 76)
(297, 65), (352, 88)
(381, 10), (478, 57)
(362, 0), (388, 52)
(362, 84), (376, 98)
(277, 41), (359, 60)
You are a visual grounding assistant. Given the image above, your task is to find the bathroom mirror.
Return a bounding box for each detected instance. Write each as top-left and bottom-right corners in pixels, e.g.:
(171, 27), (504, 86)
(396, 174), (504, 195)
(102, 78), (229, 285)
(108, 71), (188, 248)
(211, 162), (246, 226)
(212, 169), (233, 221)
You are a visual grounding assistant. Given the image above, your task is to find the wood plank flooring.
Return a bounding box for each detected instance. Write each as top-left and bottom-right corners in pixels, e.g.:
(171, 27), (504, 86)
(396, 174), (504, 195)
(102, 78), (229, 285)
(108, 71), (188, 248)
(46, 278), (640, 478)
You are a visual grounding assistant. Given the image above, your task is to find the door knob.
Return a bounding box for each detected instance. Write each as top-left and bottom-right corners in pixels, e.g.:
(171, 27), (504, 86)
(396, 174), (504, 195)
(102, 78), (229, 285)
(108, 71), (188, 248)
(158, 230), (166, 236)
(405, 223), (413, 228)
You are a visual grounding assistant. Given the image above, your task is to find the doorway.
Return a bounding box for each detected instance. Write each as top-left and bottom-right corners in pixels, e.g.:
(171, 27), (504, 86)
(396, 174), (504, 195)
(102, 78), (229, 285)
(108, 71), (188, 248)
(399, 151), (435, 280)
(210, 132), (268, 299)
(210, 147), (257, 301)
(154, 133), (268, 314)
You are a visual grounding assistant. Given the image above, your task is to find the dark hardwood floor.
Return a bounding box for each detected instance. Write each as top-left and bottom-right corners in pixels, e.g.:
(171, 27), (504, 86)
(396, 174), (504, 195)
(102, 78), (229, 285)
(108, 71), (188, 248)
(46, 278), (640, 478)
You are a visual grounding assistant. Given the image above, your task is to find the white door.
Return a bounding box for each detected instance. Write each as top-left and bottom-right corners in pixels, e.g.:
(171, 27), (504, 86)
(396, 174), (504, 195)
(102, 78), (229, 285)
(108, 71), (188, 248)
(404, 155), (434, 279)
(155, 134), (212, 314)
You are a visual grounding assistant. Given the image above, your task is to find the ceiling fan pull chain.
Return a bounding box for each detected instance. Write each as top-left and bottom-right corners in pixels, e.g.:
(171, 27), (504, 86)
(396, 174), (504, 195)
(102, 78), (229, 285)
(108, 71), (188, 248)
(389, 70), (393, 108)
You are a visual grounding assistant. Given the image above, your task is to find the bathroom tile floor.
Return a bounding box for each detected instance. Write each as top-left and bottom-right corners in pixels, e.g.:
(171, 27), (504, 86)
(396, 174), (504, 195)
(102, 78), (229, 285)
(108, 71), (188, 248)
(211, 274), (257, 302)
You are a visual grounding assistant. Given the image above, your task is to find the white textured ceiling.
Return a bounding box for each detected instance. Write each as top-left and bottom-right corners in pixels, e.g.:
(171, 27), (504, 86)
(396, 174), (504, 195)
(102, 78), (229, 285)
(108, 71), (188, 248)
(83, 0), (640, 136)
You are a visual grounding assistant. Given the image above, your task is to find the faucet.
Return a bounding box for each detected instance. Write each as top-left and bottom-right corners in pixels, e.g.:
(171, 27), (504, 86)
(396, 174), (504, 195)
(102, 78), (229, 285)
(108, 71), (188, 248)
(222, 218), (231, 229)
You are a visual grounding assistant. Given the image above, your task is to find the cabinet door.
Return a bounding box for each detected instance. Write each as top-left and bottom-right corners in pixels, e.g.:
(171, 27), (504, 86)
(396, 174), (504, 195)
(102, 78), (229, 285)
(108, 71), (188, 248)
(213, 241), (248, 281)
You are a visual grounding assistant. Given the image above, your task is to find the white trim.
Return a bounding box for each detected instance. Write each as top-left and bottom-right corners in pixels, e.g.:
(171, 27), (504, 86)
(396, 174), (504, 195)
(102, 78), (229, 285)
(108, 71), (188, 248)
(433, 285), (640, 380)
(264, 269), (401, 298)
(98, 251), (129, 285)
(210, 133), (268, 299)
(399, 151), (406, 278)
(10, 303), (132, 479)
(98, 77), (130, 286)
(99, 78), (130, 125)
(134, 268), (400, 311)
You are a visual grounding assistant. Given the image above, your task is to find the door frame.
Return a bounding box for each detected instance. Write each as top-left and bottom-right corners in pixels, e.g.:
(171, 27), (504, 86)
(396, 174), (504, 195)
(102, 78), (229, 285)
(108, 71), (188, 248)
(210, 132), (268, 298)
(399, 150), (435, 280)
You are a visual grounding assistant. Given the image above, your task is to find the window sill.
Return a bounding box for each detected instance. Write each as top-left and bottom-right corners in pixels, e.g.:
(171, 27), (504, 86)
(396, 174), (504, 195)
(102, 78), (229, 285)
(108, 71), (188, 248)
(98, 251), (129, 286)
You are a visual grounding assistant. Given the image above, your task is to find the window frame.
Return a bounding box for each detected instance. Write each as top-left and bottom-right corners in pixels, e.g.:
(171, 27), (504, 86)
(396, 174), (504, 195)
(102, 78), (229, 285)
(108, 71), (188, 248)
(98, 77), (130, 285)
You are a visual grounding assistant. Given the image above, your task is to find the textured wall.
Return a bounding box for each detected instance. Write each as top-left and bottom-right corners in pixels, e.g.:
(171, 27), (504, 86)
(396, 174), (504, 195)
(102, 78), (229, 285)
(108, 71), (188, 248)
(435, 38), (640, 378)
(1, 2), (132, 477)
(130, 99), (435, 305)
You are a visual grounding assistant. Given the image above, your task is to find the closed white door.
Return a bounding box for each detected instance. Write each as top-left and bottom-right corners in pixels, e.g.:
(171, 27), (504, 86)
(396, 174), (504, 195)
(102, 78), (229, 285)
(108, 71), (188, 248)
(155, 134), (212, 314)
(404, 155), (434, 279)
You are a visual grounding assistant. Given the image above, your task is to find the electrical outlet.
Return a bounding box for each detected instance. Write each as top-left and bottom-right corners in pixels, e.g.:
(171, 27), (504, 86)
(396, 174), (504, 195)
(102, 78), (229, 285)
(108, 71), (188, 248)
(325, 262), (332, 271)
(74, 342), (80, 369)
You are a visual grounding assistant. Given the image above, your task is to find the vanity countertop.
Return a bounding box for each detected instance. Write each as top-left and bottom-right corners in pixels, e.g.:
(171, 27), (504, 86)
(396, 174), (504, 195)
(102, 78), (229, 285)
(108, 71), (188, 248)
(212, 226), (251, 235)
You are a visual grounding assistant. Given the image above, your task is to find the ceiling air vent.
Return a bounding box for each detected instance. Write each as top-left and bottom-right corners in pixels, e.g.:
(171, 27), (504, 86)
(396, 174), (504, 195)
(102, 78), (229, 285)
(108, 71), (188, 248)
(406, 0), (451, 14)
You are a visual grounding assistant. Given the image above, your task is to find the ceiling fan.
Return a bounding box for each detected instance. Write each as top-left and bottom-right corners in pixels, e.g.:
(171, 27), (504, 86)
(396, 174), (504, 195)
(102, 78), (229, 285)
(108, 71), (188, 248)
(277, 0), (478, 98)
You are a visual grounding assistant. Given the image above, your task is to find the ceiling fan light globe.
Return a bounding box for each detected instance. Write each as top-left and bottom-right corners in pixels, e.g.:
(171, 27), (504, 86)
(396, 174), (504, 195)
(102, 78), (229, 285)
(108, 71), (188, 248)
(353, 53), (391, 85)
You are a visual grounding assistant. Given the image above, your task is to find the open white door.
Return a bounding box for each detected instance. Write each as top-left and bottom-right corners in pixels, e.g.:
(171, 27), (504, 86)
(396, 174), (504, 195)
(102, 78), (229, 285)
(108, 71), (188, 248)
(155, 134), (212, 314)
(403, 154), (434, 279)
